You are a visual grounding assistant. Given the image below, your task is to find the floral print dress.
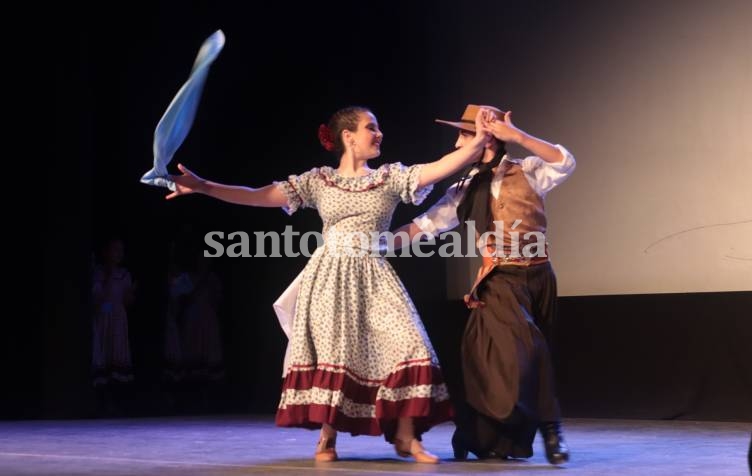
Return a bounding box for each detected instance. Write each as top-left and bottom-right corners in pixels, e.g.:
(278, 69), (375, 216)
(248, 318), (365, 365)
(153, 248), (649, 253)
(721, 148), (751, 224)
(274, 162), (452, 440)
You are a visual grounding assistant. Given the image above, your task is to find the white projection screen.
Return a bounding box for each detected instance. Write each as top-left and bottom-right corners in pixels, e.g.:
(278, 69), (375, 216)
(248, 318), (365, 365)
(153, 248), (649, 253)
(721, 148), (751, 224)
(445, 0), (752, 297)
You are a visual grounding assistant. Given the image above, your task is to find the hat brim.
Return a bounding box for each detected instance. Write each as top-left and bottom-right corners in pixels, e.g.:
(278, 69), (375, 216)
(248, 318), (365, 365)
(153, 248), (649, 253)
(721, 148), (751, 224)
(435, 119), (476, 132)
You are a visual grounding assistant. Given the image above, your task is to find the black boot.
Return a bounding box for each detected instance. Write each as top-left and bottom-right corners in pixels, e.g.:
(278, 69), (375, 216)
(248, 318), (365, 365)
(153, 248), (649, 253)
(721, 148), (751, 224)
(451, 429), (469, 460)
(540, 421), (569, 465)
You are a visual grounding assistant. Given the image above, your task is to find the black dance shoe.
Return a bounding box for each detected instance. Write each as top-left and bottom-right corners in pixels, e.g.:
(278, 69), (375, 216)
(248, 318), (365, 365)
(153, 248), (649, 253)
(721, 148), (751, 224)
(540, 421), (570, 465)
(451, 429), (469, 460)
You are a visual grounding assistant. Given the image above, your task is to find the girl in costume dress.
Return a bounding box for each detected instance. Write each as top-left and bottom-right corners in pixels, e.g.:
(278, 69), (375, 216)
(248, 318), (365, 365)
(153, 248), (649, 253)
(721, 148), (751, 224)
(166, 105), (495, 462)
(91, 237), (135, 412)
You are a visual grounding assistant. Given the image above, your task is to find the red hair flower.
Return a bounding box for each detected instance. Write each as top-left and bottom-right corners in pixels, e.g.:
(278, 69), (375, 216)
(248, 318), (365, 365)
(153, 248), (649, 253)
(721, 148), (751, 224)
(317, 124), (335, 152)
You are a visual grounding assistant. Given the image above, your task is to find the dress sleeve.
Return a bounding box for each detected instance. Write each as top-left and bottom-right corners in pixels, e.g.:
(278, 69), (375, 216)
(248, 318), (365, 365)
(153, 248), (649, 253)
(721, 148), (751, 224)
(386, 163), (433, 205)
(274, 168), (321, 215)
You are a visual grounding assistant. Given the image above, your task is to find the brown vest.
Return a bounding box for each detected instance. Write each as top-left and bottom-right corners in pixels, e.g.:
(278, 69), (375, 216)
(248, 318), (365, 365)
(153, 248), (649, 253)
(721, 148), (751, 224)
(486, 163), (547, 256)
(464, 163), (550, 307)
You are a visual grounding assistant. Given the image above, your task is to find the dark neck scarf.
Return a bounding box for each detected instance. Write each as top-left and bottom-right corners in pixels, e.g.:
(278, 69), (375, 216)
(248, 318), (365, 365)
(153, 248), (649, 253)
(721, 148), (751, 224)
(456, 149), (505, 235)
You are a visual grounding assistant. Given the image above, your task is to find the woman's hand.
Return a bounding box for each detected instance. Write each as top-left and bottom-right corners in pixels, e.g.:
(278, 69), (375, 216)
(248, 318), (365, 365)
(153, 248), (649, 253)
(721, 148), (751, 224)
(166, 164), (207, 199)
(472, 107), (495, 145)
(485, 110), (524, 144)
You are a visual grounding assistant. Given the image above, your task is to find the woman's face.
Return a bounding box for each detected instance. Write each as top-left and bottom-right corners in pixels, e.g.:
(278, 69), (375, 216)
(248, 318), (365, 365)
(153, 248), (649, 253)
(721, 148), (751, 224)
(349, 112), (383, 159)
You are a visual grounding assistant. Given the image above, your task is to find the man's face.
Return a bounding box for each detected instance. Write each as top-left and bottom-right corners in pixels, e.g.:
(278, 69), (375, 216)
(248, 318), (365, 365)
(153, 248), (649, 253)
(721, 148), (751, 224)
(455, 130), (476, 149)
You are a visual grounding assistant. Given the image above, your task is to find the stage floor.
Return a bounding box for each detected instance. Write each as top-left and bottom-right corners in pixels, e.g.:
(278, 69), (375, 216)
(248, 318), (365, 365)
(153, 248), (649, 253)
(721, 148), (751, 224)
(0, 416), (749, 475)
